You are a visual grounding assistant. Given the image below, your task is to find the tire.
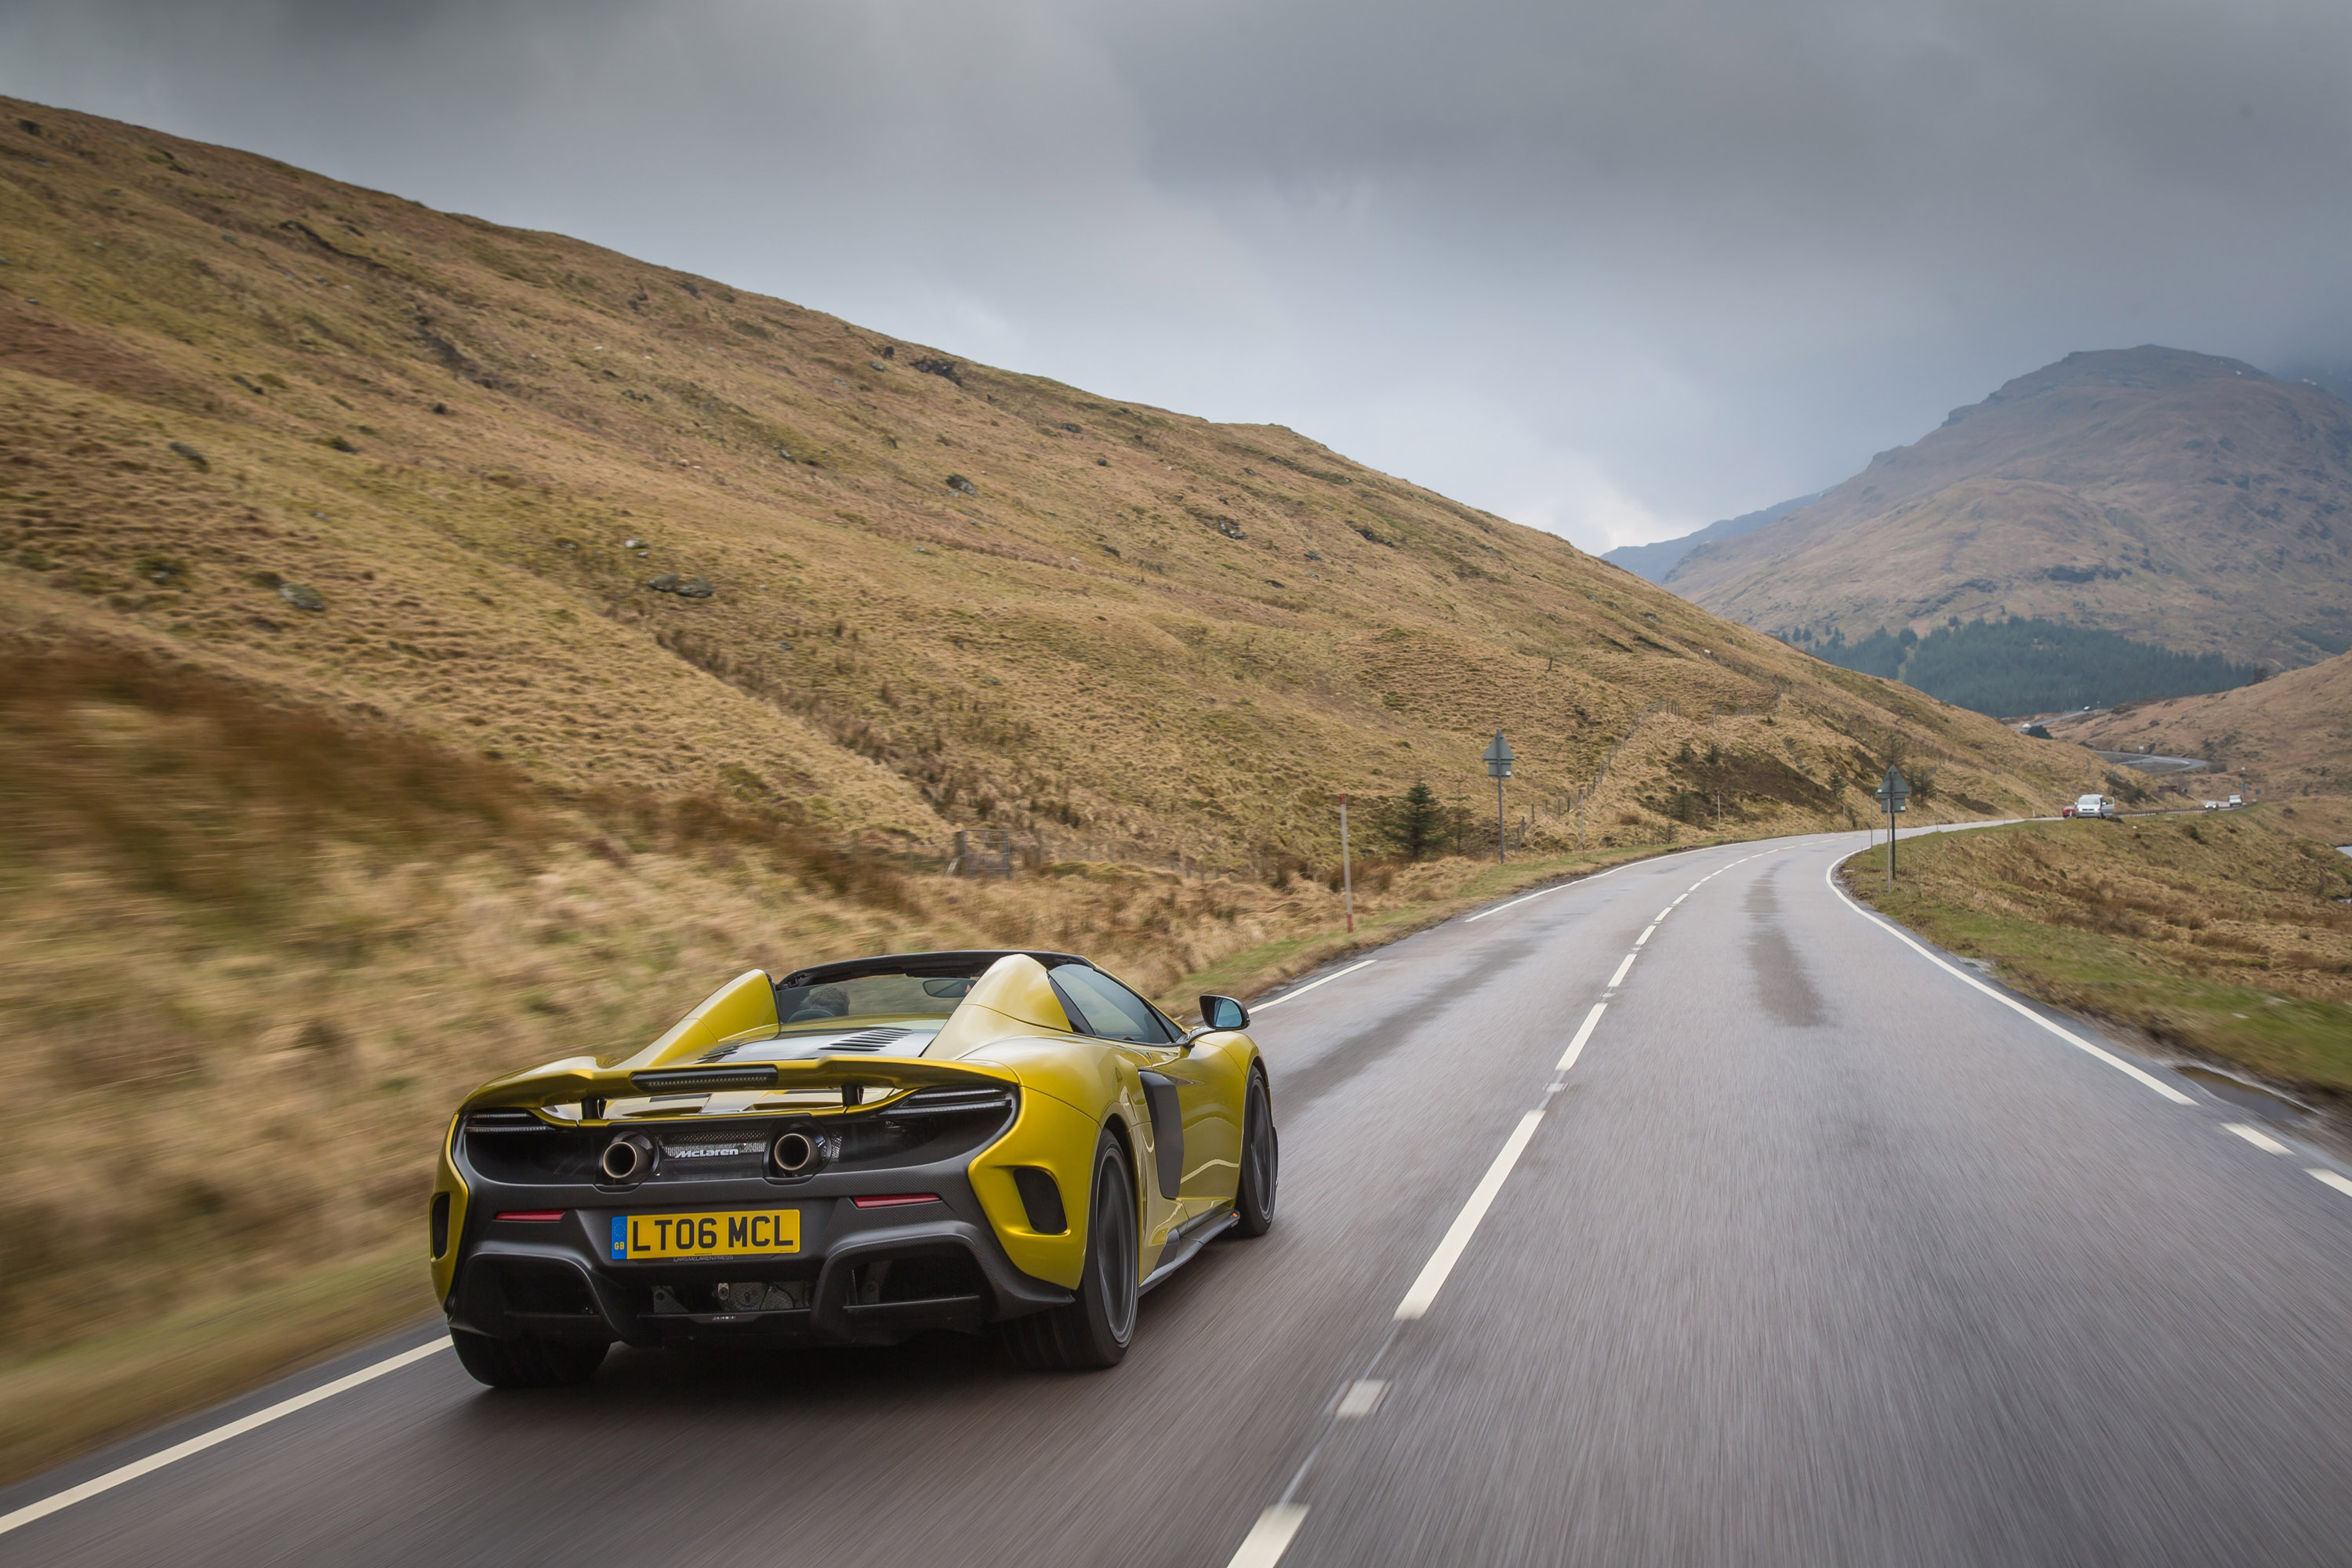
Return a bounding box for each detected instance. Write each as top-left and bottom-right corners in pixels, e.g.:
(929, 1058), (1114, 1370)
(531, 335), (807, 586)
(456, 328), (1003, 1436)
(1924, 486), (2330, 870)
(1231, 1068), (1279, 1238)
(451, 1329), (609, 1388)
(999, 1131), (1139, 1370)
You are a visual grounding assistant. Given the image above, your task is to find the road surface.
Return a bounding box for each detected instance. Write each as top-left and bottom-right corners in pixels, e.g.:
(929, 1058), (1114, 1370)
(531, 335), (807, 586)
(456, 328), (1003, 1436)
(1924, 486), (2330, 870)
(9, 828), (2352, 1566)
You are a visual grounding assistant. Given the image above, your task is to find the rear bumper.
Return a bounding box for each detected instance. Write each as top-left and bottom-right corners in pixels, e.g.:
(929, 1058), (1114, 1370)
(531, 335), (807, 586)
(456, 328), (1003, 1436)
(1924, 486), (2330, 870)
(446, 1174), (1070, 1349)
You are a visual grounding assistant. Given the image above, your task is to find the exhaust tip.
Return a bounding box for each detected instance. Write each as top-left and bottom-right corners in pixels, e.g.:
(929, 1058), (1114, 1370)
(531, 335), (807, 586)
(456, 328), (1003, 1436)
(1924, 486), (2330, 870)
(771, 1130), (822, 1176)
(601, 1133), (655, 1182)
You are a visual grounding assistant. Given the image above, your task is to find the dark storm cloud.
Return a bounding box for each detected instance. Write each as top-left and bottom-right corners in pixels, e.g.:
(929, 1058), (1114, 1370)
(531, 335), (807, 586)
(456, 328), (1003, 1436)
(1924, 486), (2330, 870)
(4, 0), (2348, 546)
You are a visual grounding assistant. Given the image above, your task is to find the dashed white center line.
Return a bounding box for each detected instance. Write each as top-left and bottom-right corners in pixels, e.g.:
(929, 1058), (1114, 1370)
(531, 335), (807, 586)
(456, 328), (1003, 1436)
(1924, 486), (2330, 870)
(1558, 1002), (1607, 1072)
(1225, 1504), (1311, 1567)
(2308, 1169), (2352, 1198)
(2224, 1123), (2293, 1156)
(1394, 1110), (1546, 1320)
(1606, 952), (1636, 988)
(1633, 924), (1657, 948)
(1334, 1380), (1388, 1418)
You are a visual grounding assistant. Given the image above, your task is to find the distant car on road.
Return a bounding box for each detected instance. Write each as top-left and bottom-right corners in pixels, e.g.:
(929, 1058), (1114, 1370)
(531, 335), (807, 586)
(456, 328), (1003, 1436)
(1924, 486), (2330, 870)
(2073, 793), (2119, 819)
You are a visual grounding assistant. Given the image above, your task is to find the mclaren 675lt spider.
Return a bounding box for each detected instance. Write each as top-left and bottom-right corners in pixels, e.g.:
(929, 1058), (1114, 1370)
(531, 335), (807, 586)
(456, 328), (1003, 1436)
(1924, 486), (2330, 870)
(430, 950), (1277, 1385)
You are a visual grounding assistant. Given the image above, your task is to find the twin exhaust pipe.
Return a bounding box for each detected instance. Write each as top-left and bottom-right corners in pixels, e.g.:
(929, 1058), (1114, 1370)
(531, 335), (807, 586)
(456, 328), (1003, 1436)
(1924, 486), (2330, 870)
(599, 1128), (826, 1182)
(769, 1131), (822, 1175)
(600, 1133), (655, 1182)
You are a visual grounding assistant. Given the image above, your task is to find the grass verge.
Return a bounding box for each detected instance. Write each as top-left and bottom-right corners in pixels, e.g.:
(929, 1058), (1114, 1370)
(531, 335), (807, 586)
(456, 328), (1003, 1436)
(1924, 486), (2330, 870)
(0, 1243), (434, 1490)
(1844, 809), (2352, 1097)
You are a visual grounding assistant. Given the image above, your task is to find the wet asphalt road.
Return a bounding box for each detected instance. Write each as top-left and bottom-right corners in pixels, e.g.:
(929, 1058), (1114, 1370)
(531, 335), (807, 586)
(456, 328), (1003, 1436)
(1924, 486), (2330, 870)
(10, 828), (2352, 1566)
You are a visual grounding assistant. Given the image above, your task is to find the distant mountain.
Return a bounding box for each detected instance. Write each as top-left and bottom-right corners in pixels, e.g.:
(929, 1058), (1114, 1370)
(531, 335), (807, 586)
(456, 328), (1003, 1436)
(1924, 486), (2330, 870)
(1602, 494), (1820, 583)
(1664, 347), (2352, 671)
(2274, 361), (2352, 408)
(2049, 648), (2352, 800)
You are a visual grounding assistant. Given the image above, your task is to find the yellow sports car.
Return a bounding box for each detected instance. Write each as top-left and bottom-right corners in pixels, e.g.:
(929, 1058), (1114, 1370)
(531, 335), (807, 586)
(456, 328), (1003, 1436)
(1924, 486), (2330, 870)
(429, 950), (1276, 1385)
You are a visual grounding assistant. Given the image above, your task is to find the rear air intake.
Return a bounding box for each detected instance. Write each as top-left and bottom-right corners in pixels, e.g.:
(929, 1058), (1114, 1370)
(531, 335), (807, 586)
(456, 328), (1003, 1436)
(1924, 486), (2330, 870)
(1011, 1167), (1068, 1235)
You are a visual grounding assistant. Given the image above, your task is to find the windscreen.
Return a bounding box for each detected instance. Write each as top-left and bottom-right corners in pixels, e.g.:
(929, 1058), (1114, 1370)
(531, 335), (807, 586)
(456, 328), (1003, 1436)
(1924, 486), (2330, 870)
(773, 971), (974, 1026)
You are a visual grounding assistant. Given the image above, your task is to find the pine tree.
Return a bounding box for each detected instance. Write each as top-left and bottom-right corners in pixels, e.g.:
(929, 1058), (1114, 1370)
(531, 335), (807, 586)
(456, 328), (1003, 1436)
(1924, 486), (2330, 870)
(1392, 779), (1444, 861)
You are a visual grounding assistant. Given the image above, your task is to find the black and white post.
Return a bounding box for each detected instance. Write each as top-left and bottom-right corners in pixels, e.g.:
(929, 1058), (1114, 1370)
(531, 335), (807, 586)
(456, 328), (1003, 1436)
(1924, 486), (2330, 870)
(1875, 764), (1909, 890)
(1484, 731), (1515, 866)
(1339, 793), (1355, 932)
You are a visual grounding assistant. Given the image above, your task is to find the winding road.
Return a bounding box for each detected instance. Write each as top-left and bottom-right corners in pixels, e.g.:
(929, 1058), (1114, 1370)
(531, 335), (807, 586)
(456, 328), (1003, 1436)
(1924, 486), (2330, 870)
(9, 828), (2352, 1566)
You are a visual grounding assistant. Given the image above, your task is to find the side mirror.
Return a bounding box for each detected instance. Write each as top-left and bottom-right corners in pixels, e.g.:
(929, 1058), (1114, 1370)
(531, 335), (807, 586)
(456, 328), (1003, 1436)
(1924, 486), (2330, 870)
(1199, 994), (1249, 1032)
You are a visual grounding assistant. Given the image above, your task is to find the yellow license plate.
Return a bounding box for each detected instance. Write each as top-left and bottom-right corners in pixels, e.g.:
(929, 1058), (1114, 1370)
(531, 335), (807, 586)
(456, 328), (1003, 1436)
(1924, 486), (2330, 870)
(608, 1210), (800, 1261)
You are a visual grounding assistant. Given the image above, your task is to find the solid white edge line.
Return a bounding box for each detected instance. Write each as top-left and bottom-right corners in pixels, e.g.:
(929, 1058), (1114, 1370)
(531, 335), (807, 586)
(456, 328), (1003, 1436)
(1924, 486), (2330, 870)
(1395, 1109), (1545, 1320)
(1557, 1002), (1606, 1072)
(1226, 1504), (1311, 1567)
(2307, 1168), (2352, 1198)
(1606, 953), (1636, 988)
(1465, 887), (1559, 923)
(0, 1338), (452, 1537)
(1252, 959), (1376, 1011)
(1821, 855), (2194, 1105)
(1634, 924), (1657, 948)
(2223, 1122), (2293, 1156)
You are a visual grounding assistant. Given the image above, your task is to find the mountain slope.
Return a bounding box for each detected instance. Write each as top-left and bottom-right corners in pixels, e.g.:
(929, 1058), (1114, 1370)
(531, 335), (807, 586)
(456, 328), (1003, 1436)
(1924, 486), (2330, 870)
(1665, 347), (2352, 671)
(2048, 649), (2352, 800)
(0, 96), (2083, 860)
(1602, 492), (1820, 584)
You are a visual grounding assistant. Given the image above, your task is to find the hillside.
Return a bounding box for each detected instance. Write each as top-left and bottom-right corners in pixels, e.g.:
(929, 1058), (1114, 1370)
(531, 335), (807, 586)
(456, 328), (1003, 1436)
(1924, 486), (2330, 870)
(1601, 492), (1818, 584)
(2049, 649), (2352, 801)
(1665, 347), (2352, 673)
(0, 96), (2085, 860)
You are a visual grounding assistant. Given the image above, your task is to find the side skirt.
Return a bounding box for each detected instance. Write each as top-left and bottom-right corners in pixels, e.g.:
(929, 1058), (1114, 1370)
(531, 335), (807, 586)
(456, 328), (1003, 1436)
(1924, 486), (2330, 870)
(1139, 1207), (1237, 1295)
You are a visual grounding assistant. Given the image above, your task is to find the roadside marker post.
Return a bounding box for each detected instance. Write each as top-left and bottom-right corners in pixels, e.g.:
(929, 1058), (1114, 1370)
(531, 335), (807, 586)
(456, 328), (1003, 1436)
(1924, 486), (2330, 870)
(1875, 765), (1909, 889)
(1484, 731), (1515, 866)
(1339, 793), (1355, 933)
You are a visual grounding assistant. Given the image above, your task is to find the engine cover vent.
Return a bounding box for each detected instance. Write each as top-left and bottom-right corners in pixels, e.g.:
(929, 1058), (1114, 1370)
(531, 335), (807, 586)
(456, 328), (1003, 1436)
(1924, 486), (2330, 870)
(828, 1027), (914, 1053)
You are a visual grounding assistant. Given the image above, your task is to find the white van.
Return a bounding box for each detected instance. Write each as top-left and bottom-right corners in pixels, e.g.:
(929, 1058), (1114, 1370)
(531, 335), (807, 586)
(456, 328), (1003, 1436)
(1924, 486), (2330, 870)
(2073, 793), (2119, 819)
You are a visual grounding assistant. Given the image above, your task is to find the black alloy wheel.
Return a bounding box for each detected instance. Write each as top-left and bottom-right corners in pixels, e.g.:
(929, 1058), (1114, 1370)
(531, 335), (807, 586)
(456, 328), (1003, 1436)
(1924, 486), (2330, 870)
(999, 1131), (1139, 1370)
(1232, 1068), (1278, 1238)
(451, 1329), (609, 1388)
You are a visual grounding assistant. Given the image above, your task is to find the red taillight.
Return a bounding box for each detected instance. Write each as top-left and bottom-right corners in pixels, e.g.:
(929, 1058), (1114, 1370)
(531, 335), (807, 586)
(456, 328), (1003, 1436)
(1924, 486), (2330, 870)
(851, 1193), (941, 1209)
(495, 1210), (566, 1222)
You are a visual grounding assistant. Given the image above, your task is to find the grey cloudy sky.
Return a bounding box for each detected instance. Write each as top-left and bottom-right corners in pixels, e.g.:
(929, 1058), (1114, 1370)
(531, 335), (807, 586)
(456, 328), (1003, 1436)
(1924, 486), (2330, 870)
(5, 0), (2349, 548)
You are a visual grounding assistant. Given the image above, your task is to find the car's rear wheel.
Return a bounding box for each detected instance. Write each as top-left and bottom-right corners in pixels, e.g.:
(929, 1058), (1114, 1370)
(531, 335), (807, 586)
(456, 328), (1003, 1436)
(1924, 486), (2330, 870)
(999, 1131), (1138, 1370)
(1232, 1068), (1278, 1238)
(451, 1329), (609, 1388)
